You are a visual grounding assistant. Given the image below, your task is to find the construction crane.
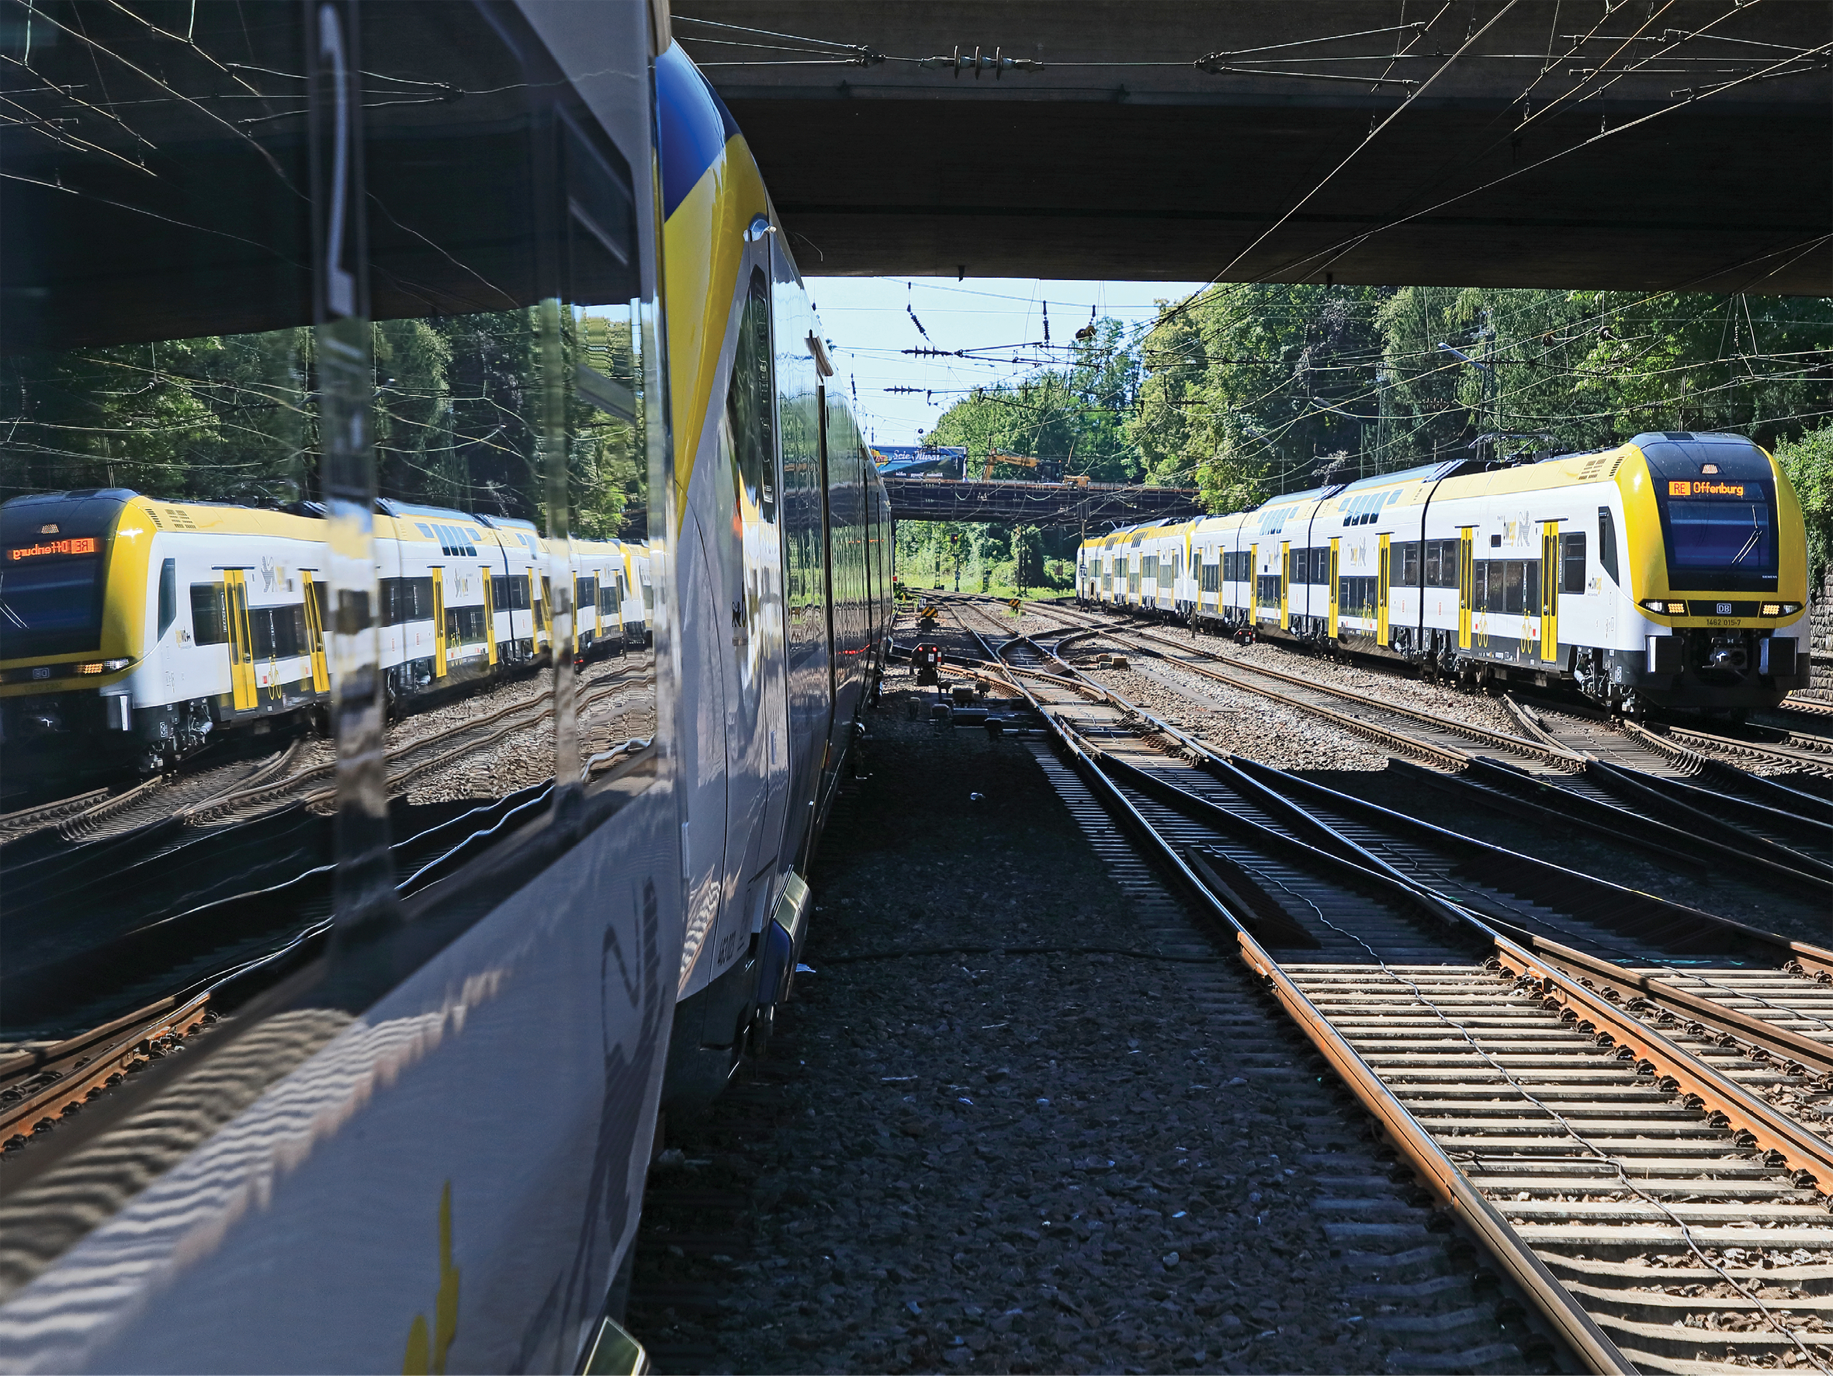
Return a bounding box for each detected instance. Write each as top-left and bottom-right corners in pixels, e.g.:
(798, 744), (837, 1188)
(981, 449), (1043, 480)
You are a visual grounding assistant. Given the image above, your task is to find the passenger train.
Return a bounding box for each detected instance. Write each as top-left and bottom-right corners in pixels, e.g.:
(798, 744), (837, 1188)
(0, 6), (889, 1372)
(1078, 433), (1810, 714)
(1, 492), (652, 769)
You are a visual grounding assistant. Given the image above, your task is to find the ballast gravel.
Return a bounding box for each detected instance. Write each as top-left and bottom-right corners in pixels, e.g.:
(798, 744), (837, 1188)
(1085, 659), (1387, 773)
(1159, 629), (1526, 740)
(628, 629), (1531, 1375)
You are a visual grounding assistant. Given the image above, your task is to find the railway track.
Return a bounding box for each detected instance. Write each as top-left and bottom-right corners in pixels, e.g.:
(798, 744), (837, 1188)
(184, 657), (650, 824)
(0, 990), (215, 1146)
(1014, 601), (1832, 894)
(1, 659), (657, 1053)
(948, 599), (1833, 1375)
(0, 657), (653, 850)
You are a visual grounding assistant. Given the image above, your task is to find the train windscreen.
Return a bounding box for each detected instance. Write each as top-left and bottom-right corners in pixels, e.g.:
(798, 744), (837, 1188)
(1664, 497), (1774, 572)
(1641, 436), (1780, 592)
(0, 549), (105, 659)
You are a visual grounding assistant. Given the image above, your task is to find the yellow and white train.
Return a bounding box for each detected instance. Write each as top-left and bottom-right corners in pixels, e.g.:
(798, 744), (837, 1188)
(0, 491), (651, 769)
(1078, 432), (1810, 713)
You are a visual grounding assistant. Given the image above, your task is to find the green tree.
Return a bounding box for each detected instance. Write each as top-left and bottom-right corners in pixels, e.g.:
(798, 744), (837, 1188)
(1128, 284), (1386, 511)
(928, 319), (1143, 483)
(1011, 524), (1044, 586)
(1776, 422), (1833, 591)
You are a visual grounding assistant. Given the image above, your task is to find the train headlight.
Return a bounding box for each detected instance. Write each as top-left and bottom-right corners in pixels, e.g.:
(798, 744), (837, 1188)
(75, 658), (130, 674)
(1640, 599), (1684, 615)
(1783, 602), (1801, 614)
(1761, 603), (1781, 616)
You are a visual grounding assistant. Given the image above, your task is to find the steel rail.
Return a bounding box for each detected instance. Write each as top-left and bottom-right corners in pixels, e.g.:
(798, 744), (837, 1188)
(970, 636), (1632, 1373)
(1057, 612), (1580, 766)
(970, 619), (1833, 1370)
(0, 788), (111, 844)
(51, 739), (304, 842)
(1051, 594), (1833, 809)
(182, 662), (650, 822)
(1661, 720), (1833, 776)
(1089, 696), (1833, 1176)
(0, 989), (213, 1144)
(1020, 606), (1493, 772)
(1099, 706), (1833, 1111)
(1045, 603), (1833, 888)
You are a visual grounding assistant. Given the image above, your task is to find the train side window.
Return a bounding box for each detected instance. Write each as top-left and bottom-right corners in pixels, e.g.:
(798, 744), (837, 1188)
(1395, 541), (1419, 586)
(1597, 507), (1619, 584)
(157, 559), (178, 640)
(249, 606), (275, 659)
(727, 268), (776, 522)
(1425, 539), (1460, 589)
(190, 583), (226, 646)
(1561, 532), (1587, 593)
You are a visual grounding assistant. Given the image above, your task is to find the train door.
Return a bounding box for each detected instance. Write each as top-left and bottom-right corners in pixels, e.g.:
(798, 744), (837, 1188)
(720, 256), (790, 967)
(300, 571), (329, 693)
(1458, 528), (1475, 650)
(1278, 541), (1290, 629)
(755, 268), (792, 894)
(1540, 520), (1560, 661)
(1248, 542), (1257, 619)
(1327, 538), (1340, 639)
(480, 564), (497, 667)
(223, 570), (257, 711)
(430, 567), (447, 678)
(1377, 533), (1391, 646)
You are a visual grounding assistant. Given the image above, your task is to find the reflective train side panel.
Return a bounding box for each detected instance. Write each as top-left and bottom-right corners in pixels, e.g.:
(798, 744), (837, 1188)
(652, 42), (892, 1107)
(1080, 434), (1808, 713)
(0, 10), (887, 1374)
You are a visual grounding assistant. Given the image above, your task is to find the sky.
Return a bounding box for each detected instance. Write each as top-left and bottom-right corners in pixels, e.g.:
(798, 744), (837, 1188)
(803, 277), (1209, 449)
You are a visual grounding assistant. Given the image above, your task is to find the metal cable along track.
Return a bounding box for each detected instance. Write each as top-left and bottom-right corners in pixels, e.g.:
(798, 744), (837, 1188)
(943, 597), (1833, 1376)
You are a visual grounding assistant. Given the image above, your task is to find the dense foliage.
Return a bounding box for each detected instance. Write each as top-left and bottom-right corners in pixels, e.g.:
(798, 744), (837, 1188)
(911, 286), (1832, 585)
(0, 310), (644, 539)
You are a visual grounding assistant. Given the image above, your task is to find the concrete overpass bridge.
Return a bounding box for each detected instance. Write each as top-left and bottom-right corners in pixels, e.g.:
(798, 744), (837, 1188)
(675, 1), (1832, 292)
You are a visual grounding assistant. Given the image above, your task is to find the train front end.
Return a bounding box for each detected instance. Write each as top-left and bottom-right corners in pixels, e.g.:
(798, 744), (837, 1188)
(1614, 432), (1809, 711)
(0, 490), (149, 767)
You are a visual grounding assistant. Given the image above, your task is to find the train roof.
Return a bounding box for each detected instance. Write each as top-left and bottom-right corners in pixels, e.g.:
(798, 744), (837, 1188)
(376, 497), (482, 524)
(1078, 435), (1768, 548)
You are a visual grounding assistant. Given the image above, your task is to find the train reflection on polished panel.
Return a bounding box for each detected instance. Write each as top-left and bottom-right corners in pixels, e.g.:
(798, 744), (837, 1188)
(0, 5), (886, 1372)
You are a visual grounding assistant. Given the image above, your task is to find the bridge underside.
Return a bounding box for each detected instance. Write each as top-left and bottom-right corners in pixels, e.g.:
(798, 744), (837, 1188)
(884, 478), (1201, 528)
(682, 1), (1833, 293)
